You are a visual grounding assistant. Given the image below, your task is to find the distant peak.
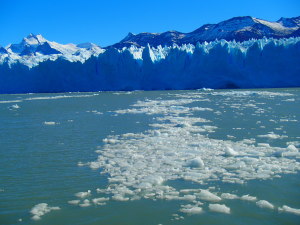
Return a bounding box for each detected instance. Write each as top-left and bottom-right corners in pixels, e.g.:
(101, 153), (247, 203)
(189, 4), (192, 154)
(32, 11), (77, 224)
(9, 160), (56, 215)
(23, 34), (47, 45)
(127, 32), (135, 36)
(225, 16), (255, 22)
(121, 32), (136, 42)
(27, 33), (36, 38)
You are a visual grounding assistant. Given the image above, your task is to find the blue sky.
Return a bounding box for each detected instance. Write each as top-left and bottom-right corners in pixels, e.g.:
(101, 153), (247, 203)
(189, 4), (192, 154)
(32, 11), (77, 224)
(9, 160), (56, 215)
(0, 0), (299, 47)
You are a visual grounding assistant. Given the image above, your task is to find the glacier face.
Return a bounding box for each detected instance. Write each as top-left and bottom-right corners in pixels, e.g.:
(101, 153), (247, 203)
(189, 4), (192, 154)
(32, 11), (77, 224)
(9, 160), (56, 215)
(0, 37), (300, 94)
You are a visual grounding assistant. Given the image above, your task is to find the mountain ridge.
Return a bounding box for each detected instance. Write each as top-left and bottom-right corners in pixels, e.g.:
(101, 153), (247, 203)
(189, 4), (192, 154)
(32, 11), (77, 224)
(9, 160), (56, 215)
(109, 16), (300, 48)
(0, 15), (299, 68)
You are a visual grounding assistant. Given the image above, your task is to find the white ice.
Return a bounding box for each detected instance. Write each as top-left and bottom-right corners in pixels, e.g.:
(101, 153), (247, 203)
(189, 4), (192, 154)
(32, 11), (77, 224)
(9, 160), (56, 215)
(30, 203), (60, 220)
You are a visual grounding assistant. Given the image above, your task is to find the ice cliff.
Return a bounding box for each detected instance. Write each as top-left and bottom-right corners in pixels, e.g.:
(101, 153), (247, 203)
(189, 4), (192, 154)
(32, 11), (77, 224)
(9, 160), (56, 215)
(0, 36), (300, 94)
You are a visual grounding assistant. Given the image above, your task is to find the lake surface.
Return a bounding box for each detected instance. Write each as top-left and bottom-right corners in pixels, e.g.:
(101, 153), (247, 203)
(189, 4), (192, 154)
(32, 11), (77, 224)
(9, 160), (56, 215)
(0, 88), (299, 225)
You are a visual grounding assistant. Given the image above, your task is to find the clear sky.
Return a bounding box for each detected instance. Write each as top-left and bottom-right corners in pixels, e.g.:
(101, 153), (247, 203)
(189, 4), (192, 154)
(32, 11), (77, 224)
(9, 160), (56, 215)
(0, 0), (299, 47)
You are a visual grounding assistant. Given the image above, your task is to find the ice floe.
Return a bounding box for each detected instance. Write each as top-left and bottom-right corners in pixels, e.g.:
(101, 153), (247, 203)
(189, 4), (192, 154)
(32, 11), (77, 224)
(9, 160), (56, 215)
(240, 195), (257, 201)
(75, 90), (300, 216)
(44, 121), (56, 125)
(208, 204), (231, 214)
(92, 197), (109, 205)
(68, 200), (80, 205)
(278, 205), (300, 216)
(75, 190), (91, 198)
(220, 193), (239, 200)
(30, 203), (60, 220)
(186, 157), (205, 168)
(79, 199), (91, 207)
(224, 146), (239, 157)
(8, 104), (20, 110)
(257, 132), (287, 139)
(256, 200), (274, 210)
(197, 190), (221, 202)
(179, 204), (203, 215)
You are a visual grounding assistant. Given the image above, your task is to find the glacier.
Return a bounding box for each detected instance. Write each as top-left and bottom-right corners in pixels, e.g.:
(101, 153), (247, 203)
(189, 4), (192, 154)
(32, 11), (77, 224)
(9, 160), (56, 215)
(0, 37), (300, 94)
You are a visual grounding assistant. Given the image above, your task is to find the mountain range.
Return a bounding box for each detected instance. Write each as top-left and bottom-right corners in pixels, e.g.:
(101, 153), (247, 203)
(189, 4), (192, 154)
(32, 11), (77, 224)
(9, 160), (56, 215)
(110, 16), (300, 48)
(0, 16), (299, 58)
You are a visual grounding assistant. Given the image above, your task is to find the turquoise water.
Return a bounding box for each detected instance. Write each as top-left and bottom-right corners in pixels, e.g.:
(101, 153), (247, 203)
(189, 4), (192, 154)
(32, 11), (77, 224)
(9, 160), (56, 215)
(0, 89), (299, 225)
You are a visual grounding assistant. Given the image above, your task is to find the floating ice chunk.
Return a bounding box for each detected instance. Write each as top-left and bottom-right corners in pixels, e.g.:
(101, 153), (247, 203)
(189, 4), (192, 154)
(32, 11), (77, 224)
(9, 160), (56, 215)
(181, 195), (197, 202)
(75, 190), (91, 198)
(272, 146), (298, 157)
(92, 197), (109, 205)
(144, 175), (164, 186)
(287, 141), (300, 148)
(256, 200), (274, 209)
(241, 139), (256, 145)
(197, 190), (221, 202)
(220, 193), (239, 200)
(30, 203), (60, 220)
(278, 205), (300, 215)
(227, 135), (235, 139)
(96, 188), (106, 193)
(10, 104), (20, 109)
(79, 199), (91, 207)
(89, 161), (101, 169)
(186, 157), (204, 168)
(224, 146), (238, 157)
(209, 204), (230, 214)
(179, 204), (203, 215)
(240, 195), (257, 201)
(282, 98), (295, 102)
(77, 161), (88, 167)
(68, 200), (80, 205)
(103, 138), (118, 144)
(154, 130), (161, 136)
(257, 143), (270, 147)
(163, 194), (182, 201)
(180, 189), (202, 194)
(44, 121), (56, 125)
(257, 132), (286, 139)
(112, 194), (129, 201)
(287, 145), (298, 152)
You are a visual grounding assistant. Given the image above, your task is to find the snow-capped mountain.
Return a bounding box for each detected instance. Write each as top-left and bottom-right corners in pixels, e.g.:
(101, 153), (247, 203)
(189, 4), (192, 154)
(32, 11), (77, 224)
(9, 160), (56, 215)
(1, 34), (104, 67)
(110, 16), (300, 48)
(0, 16), (299, 67)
